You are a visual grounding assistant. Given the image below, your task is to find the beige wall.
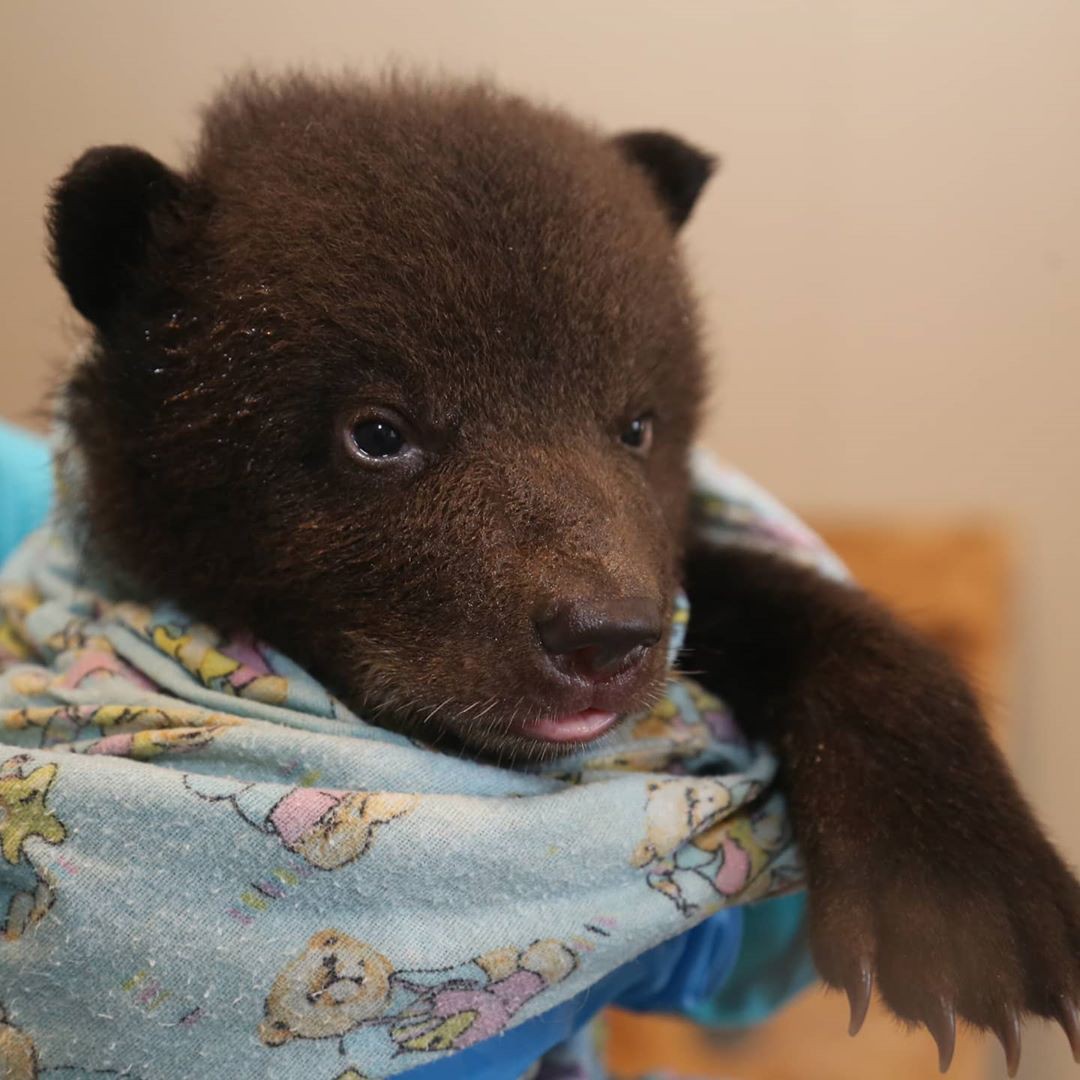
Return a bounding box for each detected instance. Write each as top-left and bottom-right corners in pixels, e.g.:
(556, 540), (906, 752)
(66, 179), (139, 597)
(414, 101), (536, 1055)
(2, 3), (1078, 1076)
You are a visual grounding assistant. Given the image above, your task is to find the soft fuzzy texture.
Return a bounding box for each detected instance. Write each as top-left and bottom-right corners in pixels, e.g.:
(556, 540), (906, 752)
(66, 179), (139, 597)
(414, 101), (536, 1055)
(52, 73), (713, 761)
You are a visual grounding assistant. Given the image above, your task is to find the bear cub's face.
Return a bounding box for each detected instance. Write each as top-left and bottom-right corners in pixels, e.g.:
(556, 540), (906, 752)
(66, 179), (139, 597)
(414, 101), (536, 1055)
(50, 74), (714, 759)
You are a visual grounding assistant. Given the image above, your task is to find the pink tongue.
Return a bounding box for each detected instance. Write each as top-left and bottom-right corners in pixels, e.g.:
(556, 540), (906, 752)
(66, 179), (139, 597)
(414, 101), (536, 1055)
(518, 708), (619, 743)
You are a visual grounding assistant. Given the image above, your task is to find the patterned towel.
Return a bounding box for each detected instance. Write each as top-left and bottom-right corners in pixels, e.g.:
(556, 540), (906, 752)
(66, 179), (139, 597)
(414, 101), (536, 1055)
(0, 456), (841, 1080)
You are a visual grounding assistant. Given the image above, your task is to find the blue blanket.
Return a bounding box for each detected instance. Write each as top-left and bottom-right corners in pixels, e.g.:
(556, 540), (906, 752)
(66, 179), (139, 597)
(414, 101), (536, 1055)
(0, 429), (834, 1080)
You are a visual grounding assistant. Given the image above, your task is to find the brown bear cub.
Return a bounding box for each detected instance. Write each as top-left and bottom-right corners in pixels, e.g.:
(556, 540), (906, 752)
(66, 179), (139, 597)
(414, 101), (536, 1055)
(48, 72), (1079, 1073)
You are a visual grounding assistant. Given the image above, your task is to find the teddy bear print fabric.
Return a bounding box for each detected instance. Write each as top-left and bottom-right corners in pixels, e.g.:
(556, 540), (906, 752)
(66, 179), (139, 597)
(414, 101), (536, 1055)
(0, 458), (839, 1079)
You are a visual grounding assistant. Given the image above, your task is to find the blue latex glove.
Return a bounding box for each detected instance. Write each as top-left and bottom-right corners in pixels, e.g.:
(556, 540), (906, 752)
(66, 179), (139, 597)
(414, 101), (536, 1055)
(0, 421), (52, 565)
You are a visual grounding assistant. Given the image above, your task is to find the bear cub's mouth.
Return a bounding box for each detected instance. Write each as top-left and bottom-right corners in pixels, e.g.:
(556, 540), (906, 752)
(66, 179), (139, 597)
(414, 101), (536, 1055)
(508, 707), (621, 744)
(398, 620), (666, 757)
(363, 610), (668, 759)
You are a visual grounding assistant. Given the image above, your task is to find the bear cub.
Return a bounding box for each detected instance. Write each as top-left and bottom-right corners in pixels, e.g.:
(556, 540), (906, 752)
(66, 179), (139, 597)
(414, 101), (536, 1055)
(47, 73), (1080, 1073)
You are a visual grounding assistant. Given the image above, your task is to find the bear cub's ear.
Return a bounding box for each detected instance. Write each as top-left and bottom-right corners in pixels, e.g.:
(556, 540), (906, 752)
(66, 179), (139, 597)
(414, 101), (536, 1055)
(613, 130), (717, 229)
(47, 145), (189, 329)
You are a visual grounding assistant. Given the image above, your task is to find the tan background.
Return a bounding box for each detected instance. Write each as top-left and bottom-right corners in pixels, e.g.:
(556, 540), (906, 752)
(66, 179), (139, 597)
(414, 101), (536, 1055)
(1, 3), (1077, 1077)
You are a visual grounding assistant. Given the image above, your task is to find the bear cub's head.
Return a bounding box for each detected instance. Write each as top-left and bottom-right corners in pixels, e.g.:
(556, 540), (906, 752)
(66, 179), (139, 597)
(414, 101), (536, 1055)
(49, 73), (715, 760)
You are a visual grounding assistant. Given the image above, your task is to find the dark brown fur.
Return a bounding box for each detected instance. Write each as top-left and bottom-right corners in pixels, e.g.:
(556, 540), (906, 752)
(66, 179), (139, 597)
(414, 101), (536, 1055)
(47, 71), (1080, 1071)
(56, 73), (704, 759)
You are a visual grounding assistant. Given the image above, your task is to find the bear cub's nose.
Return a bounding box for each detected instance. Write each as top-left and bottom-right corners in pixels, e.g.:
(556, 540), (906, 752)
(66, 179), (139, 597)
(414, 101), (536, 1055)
(535, 597), (662, 680)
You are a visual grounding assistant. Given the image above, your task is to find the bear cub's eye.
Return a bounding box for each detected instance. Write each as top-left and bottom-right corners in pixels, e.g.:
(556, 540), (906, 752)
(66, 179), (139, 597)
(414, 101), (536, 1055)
(343, 408), (419, 469)
(620, 413), (655, 455)
(351, 420), (405, 459)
